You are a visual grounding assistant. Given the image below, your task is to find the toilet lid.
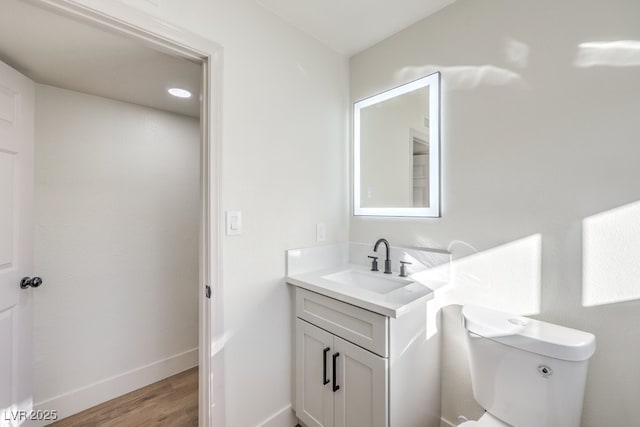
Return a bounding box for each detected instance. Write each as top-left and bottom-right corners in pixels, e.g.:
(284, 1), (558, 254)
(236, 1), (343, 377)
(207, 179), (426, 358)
(462, 305), (596, 361)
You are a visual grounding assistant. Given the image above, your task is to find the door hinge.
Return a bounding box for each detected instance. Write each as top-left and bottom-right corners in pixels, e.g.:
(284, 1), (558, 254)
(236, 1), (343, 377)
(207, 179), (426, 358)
(205, 285), (212, 299)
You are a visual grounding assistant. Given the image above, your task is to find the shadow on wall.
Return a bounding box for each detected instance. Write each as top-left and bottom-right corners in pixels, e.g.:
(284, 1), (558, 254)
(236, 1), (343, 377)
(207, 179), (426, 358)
(394, 64), (528, 92)
(406, 234), (541, 340)
(427, 233), (542, 315)
(391, 38), (640, 95)
(583, 199), (640, 307)
(376, 38), (640, 107)
(387, 37), (533, 92)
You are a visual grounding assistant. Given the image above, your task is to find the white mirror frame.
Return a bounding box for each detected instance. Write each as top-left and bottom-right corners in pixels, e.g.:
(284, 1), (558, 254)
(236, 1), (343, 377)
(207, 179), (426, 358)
(353, 72), (441, 217)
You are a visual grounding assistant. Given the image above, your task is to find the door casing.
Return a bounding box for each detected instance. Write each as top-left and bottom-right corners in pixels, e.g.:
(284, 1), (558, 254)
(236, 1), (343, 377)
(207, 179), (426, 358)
(23, 1), (224, 426)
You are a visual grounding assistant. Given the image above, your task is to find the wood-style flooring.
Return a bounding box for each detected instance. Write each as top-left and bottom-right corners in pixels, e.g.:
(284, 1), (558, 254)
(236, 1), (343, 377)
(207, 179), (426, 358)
(48, 367), (198, 427)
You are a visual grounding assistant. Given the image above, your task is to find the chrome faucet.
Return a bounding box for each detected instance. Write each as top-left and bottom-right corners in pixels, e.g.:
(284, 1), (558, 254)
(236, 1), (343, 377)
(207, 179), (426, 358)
(373, 238), (392, 274)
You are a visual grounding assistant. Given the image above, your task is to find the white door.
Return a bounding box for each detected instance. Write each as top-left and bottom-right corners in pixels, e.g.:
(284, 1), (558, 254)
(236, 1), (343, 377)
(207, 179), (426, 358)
(0, 60), (35, 425)
(334, 336), (388, 427)
(295, 319), (335, 427)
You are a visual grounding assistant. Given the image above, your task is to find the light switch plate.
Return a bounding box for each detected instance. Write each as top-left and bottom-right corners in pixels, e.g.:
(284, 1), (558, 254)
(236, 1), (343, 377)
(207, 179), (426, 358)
(226, 211), (242, 235)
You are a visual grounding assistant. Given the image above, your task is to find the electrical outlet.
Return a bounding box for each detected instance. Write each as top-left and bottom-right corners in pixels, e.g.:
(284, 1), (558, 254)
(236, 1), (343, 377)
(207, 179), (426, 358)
(316, 223), (326, 242)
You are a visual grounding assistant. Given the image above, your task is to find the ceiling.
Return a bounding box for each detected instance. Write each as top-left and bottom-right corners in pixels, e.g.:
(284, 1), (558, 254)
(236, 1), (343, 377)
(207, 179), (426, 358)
(0, 0), (455, 117)
(0, 0), (201, 118)
(255, 0), (457, 56)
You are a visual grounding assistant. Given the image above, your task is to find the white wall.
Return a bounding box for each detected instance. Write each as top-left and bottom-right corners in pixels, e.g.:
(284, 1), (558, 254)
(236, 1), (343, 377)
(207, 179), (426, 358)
(74, 1), (350, 425)
(350, 0), (640, 426)
(33, 85), (200, 413)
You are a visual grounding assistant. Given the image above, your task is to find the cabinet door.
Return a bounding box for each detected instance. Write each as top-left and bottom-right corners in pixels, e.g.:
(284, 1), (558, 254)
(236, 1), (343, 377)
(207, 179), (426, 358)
(333, 336), (388, 427)
(296, 319), (335, 427)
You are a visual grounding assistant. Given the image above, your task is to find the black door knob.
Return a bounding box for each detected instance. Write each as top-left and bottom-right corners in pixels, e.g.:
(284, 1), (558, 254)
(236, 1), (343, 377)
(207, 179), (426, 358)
(20, 276), (43, 289)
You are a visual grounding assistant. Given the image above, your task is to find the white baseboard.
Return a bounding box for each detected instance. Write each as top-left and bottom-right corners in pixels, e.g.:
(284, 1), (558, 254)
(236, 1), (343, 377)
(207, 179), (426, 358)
(32, 348), (198, 425)
(257, 404), (298, 427)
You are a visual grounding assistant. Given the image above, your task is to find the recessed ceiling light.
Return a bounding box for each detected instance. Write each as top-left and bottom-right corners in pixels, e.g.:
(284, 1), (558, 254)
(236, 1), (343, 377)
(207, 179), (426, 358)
(168, 88), (192, 98)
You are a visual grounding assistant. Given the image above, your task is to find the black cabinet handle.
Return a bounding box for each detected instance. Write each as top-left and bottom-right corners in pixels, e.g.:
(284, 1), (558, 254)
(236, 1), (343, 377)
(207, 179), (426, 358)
(332, 352), (340, 392)
(322, 347), (330, 385)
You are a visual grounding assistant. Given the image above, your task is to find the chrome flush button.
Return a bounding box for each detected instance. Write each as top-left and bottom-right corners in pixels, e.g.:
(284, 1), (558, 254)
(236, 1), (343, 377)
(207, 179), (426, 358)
(538, 365), (553, 377)
(508, 318), (527, 327)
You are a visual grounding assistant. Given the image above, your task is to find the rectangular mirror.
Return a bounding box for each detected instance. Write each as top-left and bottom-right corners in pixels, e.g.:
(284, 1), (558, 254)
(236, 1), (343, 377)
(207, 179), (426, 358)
(354, 72), (441, 217)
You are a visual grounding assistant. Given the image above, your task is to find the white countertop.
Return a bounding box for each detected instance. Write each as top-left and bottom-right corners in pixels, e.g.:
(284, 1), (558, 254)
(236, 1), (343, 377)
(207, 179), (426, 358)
(286, 264), (434, 318)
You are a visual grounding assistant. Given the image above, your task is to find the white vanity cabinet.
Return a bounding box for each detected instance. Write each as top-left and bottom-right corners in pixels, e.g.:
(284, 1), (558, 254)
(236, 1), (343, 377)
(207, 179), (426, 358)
(293, 287), (438, 427)
(296, 319), (387, 427)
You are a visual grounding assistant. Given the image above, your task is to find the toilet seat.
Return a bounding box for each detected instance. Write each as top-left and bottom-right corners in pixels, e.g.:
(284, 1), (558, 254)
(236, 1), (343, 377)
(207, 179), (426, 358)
(458, 413), (511, 427)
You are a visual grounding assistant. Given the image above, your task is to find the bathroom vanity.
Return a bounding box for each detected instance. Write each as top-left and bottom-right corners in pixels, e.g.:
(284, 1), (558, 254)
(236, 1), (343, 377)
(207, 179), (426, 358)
(287, 243), (447, 427)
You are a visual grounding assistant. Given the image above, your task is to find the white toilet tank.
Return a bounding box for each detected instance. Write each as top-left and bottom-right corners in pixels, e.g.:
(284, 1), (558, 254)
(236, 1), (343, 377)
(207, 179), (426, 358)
(462, 305), (596, 427)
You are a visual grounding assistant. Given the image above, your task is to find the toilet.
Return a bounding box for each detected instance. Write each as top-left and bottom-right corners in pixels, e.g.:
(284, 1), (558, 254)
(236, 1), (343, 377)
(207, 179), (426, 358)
(460, 305), (596, 427)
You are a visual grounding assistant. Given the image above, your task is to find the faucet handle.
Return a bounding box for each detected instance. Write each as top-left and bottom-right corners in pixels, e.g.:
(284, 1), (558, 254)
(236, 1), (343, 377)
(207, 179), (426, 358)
(399, 261), (412, 277)
(367, 256), (379, 272)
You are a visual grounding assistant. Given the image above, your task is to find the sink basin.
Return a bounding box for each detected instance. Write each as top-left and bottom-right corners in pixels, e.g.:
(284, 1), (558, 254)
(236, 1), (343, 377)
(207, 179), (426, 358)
(322, 269), (411, 294)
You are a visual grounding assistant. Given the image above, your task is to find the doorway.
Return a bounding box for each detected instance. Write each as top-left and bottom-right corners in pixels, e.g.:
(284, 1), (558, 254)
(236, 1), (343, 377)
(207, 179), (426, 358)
(0, 0), (222, 425)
